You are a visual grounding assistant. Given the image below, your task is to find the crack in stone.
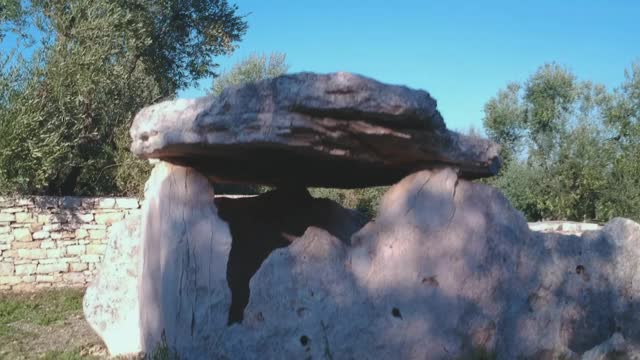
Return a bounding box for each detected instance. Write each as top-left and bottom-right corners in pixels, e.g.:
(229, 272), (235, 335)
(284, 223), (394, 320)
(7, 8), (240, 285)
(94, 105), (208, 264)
(405, 173), (433, 216)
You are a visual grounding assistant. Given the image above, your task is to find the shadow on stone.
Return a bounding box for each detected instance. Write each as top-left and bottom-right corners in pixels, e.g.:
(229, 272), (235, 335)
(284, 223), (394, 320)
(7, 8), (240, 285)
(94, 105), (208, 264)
(215, 187), (368, 325)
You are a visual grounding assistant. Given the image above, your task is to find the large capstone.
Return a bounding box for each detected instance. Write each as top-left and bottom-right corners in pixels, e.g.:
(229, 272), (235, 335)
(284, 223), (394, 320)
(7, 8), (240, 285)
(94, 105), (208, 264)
(130, 72), (501, 188)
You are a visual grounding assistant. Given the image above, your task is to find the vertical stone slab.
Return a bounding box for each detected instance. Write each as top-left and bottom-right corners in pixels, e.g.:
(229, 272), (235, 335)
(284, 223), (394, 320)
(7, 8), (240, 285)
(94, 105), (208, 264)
(138, 162), (232, 357)
(83, 214), (142, 356)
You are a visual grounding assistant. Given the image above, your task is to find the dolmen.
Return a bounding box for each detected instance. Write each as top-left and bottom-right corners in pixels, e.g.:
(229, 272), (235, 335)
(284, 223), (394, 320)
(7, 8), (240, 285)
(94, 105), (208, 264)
(84, 72), (640, 359)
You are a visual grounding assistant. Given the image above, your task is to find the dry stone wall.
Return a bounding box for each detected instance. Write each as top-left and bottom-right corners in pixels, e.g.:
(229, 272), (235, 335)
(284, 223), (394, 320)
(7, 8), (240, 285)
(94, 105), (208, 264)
(0, 196), (141, 291)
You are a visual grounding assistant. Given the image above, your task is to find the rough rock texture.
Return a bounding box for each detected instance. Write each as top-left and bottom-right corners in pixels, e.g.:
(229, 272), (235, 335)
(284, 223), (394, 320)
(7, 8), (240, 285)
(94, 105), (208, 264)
(221, 170), (640, 359)
(83, 214), (141, 356)
(137, 162), (233, 356)
(130, 72), (501, 188)
(221, 168), (530, 359)
(512, 218), (640, 358)
(87, 164), (640, 359)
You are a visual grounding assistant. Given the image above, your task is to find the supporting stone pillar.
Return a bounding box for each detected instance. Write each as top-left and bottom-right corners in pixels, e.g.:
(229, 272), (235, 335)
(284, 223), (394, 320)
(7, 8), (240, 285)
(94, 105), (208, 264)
(138, 161), (232, 357)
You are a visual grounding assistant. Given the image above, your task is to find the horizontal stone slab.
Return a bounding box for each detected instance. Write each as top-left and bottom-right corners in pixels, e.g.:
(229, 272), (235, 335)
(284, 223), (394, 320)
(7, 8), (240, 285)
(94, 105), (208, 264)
(130, 72), (501, 188)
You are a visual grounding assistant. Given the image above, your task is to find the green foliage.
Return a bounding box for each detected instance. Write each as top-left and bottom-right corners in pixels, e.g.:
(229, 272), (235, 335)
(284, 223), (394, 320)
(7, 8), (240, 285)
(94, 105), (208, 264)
(0, 0), (246, 196)
(211, 52), (289, 96)
(309, 187), (387, 219)
(483, 83), (525, 165)
(484, 62), (640, 222)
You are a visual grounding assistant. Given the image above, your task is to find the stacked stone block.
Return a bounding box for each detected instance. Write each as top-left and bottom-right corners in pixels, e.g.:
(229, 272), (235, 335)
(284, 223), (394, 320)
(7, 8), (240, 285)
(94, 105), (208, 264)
(0, 196), (140, 291)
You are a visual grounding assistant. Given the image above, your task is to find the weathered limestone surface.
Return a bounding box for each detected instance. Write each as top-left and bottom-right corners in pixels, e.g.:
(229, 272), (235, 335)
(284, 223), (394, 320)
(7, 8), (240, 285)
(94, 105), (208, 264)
(137, 162), (233, 356)
(512, 217), (640, 358)
(222, 168), (530, 359)
(130, 72), (501, 188)
(222, 169), (640, 359)
(87, 165), (640, 359)
(84, 214), (141, 356)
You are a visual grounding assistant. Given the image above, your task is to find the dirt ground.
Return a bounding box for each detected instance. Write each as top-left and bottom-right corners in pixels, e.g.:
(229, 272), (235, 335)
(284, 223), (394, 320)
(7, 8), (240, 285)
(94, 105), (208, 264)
(0, 290), (109, 360)
(0, 312), (108, 360)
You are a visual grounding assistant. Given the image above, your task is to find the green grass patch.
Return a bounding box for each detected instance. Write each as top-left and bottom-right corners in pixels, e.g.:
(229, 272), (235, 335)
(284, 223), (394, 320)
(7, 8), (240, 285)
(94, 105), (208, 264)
(0, 288), (84, 336)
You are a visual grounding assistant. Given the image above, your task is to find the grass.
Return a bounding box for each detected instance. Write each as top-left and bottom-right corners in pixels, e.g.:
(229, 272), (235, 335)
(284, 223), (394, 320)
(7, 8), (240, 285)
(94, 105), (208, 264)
(42, 349), (97, 360)
(0, 288), (105, 359)
(0, 288), (84, 337)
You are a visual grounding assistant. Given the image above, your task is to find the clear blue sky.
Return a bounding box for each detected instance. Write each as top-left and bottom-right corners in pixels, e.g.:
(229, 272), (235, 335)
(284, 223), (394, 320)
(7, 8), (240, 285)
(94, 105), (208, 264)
(179, 0), (640, 131)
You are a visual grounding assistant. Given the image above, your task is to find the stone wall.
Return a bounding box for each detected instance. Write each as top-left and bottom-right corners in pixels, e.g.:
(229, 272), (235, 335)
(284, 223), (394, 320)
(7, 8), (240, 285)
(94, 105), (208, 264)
(528, 221), (602, 235)
(0, 196), (140, 291)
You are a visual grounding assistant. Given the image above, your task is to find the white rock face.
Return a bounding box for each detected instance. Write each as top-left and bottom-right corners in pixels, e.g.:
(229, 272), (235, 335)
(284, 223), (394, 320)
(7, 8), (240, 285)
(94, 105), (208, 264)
(83, 214), (141, 356)
(137, 162), (233, 356)
(87, 165), (640, 359)
(222, 168), (530, 359)
(221, 169), (640, 359)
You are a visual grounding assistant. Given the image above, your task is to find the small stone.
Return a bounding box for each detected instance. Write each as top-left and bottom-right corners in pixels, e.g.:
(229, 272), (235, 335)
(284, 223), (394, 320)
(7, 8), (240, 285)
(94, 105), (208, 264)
(36, 275), (55, 283)
(15, 264), (36, 276)
(81, 254), (102, 263)
(0, 226), (9, 234)
(21, 275), (36, 283)
(13, 228), (33, 241)
(89, 229), (107, 240)
(43, 224), (62, 232)
(75, 229), (89, 239)
(36, 263), (68, 274)
(77, 213), (94, 223)
(94, 212), (124, 225)
(62, 272), (86, 284)
(38, 258), (60, 264)
(0, 275), (21, 285)
(37, 214), (53, 224)
(46, 249), (65, 258)
(40, 240), (56, 249)
(97, 198), (116, 209)
(116, 198), (139, 209)
(0, 234), (14, 243)
(12, 241), (42, 249)
(70, 263), (89, 272)
(17, 248), (46, 259)
(67, 245), (86, 255)
(2, 250), (17, 258)
(32, 231), (50, 240)
(0, 262), (14, 276)
(51, 231), (74, 240)
(1, 207), (24, 213)
(0, 213), (15, 222)
(15, 212), (33, 223)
